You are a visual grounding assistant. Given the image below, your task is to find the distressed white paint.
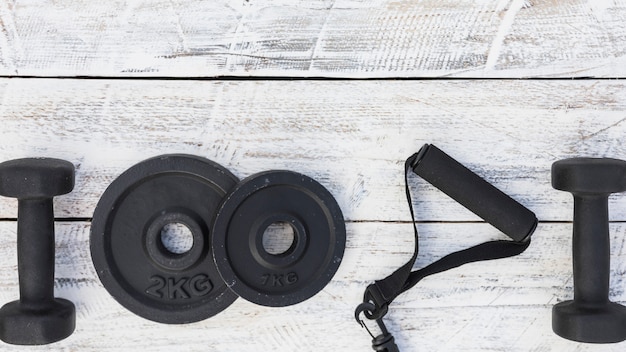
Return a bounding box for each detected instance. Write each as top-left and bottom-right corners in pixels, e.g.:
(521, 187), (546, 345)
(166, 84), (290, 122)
(1, 78), (626, 349)
(1, 221), (625, 351)
(484, 0), (528, 71)
(0, 0), (625, 77)
(1, 2), (626, 348)
(2, 79), (626, 221)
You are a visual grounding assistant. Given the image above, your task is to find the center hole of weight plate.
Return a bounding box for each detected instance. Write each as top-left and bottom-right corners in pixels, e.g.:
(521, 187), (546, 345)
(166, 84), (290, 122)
(262, 221), (295, 255)
(160, 222), (194, 254)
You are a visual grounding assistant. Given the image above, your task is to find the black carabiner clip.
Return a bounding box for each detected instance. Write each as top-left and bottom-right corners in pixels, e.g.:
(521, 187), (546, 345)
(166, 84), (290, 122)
(355, 302), (399, 352)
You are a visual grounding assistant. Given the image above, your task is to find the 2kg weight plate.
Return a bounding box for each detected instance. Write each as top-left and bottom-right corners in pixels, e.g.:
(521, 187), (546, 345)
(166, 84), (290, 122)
(90, 155), (238, 323)
(212, 170), (346, 307)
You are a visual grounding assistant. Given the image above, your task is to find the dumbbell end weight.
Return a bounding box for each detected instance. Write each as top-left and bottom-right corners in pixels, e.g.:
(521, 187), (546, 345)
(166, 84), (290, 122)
(553, 301), (626, 343)
(0, 158), (74, 199)
(552, 158), (626, 194)
(0, 298), (75, 345)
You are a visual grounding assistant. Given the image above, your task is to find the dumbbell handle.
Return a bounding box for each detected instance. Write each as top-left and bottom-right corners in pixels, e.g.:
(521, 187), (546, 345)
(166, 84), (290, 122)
(17, 198), (55, 306)
(573, 194), (610, 304)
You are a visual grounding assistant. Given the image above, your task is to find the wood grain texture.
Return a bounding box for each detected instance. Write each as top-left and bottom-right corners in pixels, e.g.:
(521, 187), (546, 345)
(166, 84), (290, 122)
(2, 78), (626, 350)
(1, 0), (625, 78)
(1, 79), (626, 221)
(3, 0), (625, 349)
(1, 221), (625, 351)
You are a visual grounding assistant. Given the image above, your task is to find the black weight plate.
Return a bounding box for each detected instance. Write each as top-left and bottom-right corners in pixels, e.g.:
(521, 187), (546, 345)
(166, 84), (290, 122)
(90, 155), (238, 323)
(212, 170), (346, 307)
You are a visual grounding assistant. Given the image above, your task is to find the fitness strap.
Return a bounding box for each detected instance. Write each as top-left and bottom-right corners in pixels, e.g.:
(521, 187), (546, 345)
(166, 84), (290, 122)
(355, 144), (538, 352)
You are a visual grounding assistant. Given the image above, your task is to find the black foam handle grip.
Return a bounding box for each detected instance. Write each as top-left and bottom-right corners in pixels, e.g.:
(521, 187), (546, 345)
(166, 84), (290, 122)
(411, 144), (537, 242)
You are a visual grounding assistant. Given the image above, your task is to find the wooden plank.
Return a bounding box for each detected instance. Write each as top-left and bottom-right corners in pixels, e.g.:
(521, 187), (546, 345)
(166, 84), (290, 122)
(2, 78), (626, 221)
(1, 0), (625, 78)
(1, 221), (625, 351)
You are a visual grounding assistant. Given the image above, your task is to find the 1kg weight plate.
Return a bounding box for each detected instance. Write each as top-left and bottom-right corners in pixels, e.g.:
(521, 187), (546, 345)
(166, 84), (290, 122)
(90, 155), (238, 323)
(212, 170), (346, 307)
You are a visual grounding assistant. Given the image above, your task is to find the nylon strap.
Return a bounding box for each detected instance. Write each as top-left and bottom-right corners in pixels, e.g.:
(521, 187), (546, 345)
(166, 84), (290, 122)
(357, 153), (532, 323)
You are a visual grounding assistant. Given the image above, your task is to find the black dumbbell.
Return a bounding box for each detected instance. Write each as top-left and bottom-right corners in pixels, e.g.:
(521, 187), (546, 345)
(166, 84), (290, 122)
(0, 158), (76, 345)
(552, 157), (626, 343)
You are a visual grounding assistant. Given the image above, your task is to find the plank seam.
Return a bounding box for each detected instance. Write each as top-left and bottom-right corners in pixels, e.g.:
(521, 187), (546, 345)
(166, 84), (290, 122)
(0, 75), (621, 81)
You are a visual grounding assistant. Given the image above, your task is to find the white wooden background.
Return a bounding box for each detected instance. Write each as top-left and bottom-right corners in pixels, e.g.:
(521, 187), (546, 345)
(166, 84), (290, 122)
(1, 1), (626, 351)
